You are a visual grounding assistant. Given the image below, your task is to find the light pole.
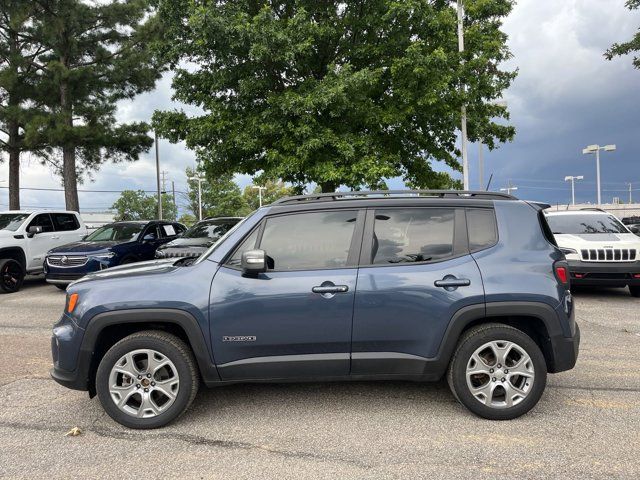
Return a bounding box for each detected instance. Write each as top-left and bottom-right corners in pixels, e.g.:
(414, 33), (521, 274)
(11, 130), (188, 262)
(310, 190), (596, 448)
(188, 175), (206, 221)
(155, 131), (162, 220)
(627, 182), (632, 204)
(457, 0), (469, 190)
(251, 185), (266, 207)
(582, 144), (616, 206)
(500, 181), (518, 196)
(564, 175), (584, 205)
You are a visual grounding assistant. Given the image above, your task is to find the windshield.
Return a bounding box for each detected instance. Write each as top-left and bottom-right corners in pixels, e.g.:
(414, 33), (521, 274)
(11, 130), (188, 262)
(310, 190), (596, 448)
(0, 213), (30, 232)
(183, 219), (240, 240)
(85, 223), (145, 242)
(546, 214), (629, 234)
(195, 212), (257, 264)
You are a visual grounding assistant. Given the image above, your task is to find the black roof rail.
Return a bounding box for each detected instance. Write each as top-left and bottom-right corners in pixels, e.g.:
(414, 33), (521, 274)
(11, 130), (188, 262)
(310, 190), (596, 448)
(272, 189), (516, 205)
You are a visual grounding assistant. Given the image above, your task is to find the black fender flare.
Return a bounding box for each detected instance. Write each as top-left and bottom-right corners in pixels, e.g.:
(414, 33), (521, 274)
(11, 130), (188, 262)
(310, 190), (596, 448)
(433, 301), (562, 375)
(81, 308), (221, 385)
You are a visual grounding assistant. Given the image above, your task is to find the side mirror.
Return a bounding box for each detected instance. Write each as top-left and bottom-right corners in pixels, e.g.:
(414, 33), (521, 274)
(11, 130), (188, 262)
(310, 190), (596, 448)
(27, 226), (43, 238)
(241, 249), (267, 275)
(143, 234), (156, 242)
(630, 226), (640, 234)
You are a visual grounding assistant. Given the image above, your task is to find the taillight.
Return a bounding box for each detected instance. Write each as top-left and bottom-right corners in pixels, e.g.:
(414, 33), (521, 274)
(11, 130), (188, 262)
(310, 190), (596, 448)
(554, 261), (570, 287)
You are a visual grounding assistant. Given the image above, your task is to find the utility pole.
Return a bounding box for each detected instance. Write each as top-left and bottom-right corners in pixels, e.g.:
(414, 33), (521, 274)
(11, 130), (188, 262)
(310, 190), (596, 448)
(172, 181), (176, 219)
(582, 144), (616, 206)
(627, 182), (632, 204)
(564, 175), (584, 206)
(457, 0), (469, 190)
(251, 185), (267, 207)
(500, 180), (518, 196)
(155, 131), (162, 220)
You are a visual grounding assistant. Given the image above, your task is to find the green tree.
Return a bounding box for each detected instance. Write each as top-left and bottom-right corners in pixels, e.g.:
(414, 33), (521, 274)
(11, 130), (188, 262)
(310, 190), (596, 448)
(178, 213), (196, 227)
(185, 167), (249, 219)
(25, 0), (165, 212)
(153, 0), (515, 192)
(606, 1), (640, 68)
(0, 1), (49, 209)
(111, 190), (176, 221)
(242, 180), (295, 210)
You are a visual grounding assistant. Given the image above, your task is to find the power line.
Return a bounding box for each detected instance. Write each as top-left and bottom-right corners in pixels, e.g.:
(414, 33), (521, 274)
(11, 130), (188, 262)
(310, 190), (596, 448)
(0, 186), (188, 195)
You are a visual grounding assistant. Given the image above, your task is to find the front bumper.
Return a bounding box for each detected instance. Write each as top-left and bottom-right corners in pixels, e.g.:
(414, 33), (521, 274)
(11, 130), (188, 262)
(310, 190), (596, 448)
(44, 258), (112, 285)
(50, 313), (91, 392)
(567, 260), (640, 286)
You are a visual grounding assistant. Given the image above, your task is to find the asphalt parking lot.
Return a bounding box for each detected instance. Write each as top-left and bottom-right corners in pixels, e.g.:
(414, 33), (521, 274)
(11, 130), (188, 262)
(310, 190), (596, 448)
(1, 279), (639, 479)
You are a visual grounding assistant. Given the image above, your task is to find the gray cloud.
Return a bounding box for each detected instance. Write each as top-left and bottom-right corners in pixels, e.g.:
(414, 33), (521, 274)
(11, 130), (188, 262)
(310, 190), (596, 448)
(1, 0), (639, 211)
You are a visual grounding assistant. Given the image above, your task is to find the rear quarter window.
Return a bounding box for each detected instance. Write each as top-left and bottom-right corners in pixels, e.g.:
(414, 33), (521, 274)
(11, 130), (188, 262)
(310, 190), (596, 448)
(466, 208), (498, 252)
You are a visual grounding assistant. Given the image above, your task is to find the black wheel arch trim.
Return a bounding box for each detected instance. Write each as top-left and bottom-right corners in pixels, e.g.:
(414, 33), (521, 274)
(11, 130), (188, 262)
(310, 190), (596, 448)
(77, 308), (221, 390)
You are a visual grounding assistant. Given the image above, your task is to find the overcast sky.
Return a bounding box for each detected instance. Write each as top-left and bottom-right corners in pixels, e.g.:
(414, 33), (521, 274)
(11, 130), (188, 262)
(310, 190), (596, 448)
(1, 0), (639, 212)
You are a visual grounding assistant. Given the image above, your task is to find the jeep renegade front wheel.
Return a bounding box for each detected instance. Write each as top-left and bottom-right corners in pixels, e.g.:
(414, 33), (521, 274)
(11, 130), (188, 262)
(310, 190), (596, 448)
(447, 324), (547, 420)
(96, 331), (199, 429)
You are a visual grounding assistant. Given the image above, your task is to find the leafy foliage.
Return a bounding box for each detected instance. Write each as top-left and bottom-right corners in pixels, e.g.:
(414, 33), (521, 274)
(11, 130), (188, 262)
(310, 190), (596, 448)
(242, 180), (295, 210)
(153, 0), (516, 192)
(112, 190), (177, 221)
(606, 1), (640, 68)
(0, 1), (50, 209)
(184, 166), (249, 219)
(24, 0), (165, 211)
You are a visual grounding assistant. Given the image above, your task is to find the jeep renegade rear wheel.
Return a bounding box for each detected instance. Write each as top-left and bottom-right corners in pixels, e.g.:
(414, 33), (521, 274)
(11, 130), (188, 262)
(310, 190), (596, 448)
(96, 331), (199, 429)
(0, 258), (25, 293)
(447, 323), (547, 420)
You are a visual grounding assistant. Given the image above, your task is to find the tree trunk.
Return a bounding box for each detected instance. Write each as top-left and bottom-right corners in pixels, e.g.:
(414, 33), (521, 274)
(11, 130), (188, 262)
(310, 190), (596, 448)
(7, 29), (20, 210)
(60, 69), (79, 212)
(319, 181), (337, 193)
(8, 141), (20, 211)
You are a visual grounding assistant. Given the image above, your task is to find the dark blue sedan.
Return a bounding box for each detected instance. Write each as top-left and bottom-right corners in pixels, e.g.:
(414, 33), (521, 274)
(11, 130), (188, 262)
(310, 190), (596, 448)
(44, 220), (186, 289)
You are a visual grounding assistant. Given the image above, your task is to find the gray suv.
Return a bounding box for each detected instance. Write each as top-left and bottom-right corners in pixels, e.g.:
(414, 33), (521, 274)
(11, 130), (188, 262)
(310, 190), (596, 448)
(51, 191), (580, 428)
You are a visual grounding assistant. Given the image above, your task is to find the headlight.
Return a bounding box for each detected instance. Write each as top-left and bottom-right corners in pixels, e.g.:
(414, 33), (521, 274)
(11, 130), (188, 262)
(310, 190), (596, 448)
(91, 252), (116, 260)
(560, 247), (577, 255)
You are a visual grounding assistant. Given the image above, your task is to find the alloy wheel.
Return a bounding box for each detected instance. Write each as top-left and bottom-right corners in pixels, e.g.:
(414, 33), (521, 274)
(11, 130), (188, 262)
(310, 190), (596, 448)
(465, 340), (535, 409)
(108, 349), (180, 418)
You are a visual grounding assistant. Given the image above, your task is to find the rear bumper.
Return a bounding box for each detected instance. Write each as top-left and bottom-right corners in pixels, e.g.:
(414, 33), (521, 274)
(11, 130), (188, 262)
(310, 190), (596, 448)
(567, 260), (640, 286)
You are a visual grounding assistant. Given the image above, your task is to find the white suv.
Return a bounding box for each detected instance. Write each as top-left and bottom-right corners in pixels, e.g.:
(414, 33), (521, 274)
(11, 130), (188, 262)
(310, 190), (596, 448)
(545, 210), (640, 296)
(0, 211), (87, 293)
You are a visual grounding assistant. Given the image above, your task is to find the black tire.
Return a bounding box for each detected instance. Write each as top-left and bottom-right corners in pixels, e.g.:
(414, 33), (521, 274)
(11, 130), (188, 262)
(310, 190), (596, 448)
(447, 323), (547, 420)
(0, 258), (25, 293)
(55, 284), (67, 291)
(629, 285), (640, 297)
(96, 330), (199, 429)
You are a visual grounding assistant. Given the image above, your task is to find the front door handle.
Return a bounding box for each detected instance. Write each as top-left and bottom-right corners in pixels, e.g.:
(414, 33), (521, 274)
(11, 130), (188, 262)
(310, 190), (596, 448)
(434, 276), (471, 290)
(312, 285), (349, 294)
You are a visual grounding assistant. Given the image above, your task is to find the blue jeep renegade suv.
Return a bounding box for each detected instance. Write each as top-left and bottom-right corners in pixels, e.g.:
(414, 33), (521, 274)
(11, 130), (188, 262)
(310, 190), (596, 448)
(51, 190), (580, 428)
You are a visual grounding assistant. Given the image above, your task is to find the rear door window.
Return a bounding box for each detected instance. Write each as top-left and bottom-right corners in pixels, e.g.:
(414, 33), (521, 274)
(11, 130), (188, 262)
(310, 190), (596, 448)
(370, 208), (455, 264)
(51, 213), (80, 232)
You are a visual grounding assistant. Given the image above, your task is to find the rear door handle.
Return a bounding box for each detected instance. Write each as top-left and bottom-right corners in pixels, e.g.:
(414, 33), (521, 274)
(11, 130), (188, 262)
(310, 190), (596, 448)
(434, 276), (471, 290)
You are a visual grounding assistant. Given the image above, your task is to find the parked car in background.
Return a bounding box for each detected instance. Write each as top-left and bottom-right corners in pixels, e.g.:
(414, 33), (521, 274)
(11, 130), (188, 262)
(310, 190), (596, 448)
(155, 217), (242, 259)
(51, 190), (579, 428)
(0, 210), (87, 293)
(545, 210), (640, 296)
(44, 220), (186, 289)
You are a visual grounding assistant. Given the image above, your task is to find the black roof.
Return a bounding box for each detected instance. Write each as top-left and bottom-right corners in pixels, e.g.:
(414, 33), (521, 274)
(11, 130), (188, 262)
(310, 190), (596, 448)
(272, 190), (516, 206)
